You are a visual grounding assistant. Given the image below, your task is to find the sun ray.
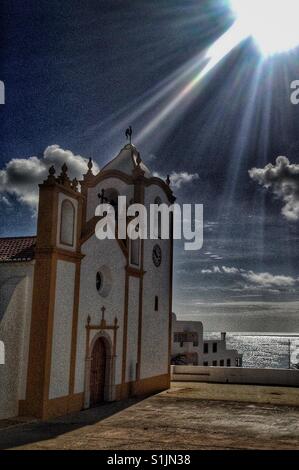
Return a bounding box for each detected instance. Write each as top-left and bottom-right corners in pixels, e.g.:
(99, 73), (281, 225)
(136, 22), (249, 143)
(90, 0), (299, 166)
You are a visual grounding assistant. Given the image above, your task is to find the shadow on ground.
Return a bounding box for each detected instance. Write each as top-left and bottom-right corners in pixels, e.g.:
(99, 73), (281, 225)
(0, 397), (142, 450)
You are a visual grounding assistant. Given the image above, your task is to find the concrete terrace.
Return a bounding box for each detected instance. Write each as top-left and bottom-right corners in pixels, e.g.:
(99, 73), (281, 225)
(1, 382), (299, 450)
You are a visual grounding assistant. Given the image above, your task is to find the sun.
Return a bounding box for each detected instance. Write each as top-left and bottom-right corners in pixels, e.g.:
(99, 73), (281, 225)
(230, 0), (299, 56)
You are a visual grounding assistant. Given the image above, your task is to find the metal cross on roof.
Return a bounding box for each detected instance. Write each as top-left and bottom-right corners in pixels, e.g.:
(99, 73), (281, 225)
(98, 188), (108, 204)
(125, 125), (132, 144)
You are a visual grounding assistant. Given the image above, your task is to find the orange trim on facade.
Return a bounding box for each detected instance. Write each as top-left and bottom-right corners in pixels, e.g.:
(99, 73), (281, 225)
(21, 172), (84, 419)
(22, 252), (58, 418)
(21, 182), (60, 418)
(115, 373), (170, 400)
(135, 177), (145, 381)
(168, 212), (174, 376)
(121, 271), (129, 397)
(81, 169), (133, 190)
(20, 393), (84, 420)
(69, 260), (81, 395)
(80, 168), (174, 203)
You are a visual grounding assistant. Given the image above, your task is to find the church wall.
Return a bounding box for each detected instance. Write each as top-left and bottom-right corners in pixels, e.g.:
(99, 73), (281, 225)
(3, 157), (174, 419)
(74, 235), (126, 394)
(0, 263), (34, 419)
(86, 177), (134, 221)
(140, 186), (171, 380)
(126, 276), (139, 382)
(49, 260), (75, 399)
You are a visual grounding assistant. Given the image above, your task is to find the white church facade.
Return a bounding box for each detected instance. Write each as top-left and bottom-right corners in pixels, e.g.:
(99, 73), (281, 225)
(0, 143), (175, 420)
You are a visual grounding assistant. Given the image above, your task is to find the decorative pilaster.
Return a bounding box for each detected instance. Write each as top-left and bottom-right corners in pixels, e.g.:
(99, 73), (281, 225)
(20, 163), (84, 419)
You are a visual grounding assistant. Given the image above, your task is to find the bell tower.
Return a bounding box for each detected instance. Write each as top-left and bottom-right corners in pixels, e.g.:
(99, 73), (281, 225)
(20, 164), (84, 419)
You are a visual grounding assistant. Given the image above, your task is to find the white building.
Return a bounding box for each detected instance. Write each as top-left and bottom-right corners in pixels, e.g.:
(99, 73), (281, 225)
(0, 143), (175, 420)
(201, 333), (242, 367)
(172, 314), (242, 367)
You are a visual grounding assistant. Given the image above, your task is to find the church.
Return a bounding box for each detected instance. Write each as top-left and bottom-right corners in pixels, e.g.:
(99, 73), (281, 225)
(0, 142), (175, 420)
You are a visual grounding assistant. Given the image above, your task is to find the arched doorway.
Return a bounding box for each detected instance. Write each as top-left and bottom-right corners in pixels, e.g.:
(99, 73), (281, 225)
(84, 322), (118, 409)
(90, 337), (106, 406)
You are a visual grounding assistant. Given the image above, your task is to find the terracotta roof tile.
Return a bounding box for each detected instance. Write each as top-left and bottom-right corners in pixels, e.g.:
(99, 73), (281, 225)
(0, 236), (36, 262)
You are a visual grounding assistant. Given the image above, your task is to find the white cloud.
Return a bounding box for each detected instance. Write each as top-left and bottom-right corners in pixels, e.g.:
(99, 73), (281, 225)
(249, 156), (299, 221)
(201, 266), (221, 274)
(153, 171), (199, 189)
(201, 265), (239, 275)
(243, 271), (296, 288)
(222, 266), (239, 274)
(0, 145), (99, 210)
(213, 266), (222, 273)
(169, 171), (199, 188)
(144, 153), (157, 163)
(200, 264), (297, 290)
(0, 195), (12, 207)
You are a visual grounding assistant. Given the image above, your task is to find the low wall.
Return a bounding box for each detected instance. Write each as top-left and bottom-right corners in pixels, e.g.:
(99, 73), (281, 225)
(171, 365), (299, 387)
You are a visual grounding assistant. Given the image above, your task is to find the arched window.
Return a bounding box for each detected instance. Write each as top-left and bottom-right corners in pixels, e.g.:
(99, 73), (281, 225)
(154, 196), (162, 239)
(60, 199), (75, 246)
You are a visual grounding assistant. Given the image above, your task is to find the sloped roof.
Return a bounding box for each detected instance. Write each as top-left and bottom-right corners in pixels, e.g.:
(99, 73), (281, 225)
(101, 144), (151, 177)
(0, 236), (36, 262)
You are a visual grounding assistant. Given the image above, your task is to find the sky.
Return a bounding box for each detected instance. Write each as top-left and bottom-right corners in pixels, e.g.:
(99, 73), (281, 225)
(1, 0), (299, 332)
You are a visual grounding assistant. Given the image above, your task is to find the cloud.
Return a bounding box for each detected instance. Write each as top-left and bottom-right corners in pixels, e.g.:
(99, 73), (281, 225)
(144, 153), (157, 163)
(201, 266), (221, 274)
(153, 171), (199, 189)
(222, 266), (239, 274)
(0, 195), (12, 207)
(249, 156), (299, 221)
(200, 265), (297, 289)
(0, 145), (99, 210)
(201, 265), (239, 275)
(243, 271), (296, 288)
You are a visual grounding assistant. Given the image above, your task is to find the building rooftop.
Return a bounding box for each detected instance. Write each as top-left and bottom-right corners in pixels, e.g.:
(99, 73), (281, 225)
(101, 143), (152, 177)
(0, 236), (36, 263)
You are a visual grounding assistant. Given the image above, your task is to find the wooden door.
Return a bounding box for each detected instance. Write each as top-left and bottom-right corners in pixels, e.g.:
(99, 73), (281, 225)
(90, 338), (106, 406)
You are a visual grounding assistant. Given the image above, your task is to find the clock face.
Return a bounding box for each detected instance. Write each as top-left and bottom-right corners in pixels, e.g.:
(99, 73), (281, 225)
(152, 244), (162, 267)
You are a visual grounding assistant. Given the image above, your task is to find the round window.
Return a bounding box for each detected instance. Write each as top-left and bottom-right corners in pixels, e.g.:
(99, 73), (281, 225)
(96, 271), (103, 292)
(96, 266), (112, 297)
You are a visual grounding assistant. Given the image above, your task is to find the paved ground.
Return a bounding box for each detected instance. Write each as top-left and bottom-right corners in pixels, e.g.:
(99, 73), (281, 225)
(1, 382), (299, 450)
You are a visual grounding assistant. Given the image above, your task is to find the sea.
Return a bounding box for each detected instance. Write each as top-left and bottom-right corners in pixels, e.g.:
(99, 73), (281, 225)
(205, 333), (299, 369)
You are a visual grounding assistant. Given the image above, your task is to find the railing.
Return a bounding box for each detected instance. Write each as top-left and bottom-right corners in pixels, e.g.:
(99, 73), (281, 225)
(171, 365), (299, 387)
